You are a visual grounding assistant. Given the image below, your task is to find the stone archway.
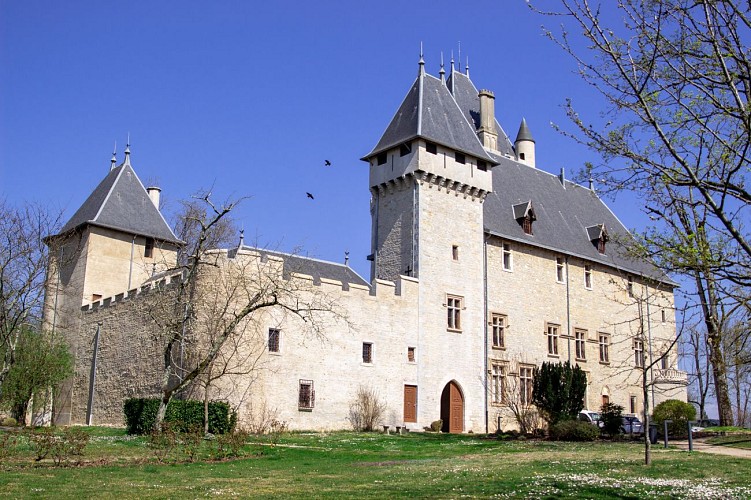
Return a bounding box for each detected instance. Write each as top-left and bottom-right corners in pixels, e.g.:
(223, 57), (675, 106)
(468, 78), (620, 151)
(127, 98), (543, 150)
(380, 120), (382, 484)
(440, 381), (464, 433)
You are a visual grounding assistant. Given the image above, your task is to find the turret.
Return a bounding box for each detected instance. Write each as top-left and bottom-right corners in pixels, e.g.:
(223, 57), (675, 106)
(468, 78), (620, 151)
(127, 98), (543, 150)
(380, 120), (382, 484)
(514, 118), (536, 168)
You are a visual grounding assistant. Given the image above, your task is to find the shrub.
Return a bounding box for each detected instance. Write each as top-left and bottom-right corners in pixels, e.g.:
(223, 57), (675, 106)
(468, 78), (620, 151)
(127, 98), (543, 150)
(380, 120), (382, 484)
(1, 417), (18, 427)
(348, 386), (387, 432)
(0, 430), (18, 460)
(532, 361), (587, 426)
(148, 422), (178, 463)
(653, 399), (696, 438)
(214, 428), (250, 459)
(123, 398), (232, 435)
(600, 403), (624, 437)
(549, 420), (599, 441)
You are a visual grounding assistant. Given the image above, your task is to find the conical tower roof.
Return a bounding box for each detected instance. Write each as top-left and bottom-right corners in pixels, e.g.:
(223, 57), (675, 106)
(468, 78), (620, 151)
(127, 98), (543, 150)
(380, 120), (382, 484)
(515, 118), (535, 143)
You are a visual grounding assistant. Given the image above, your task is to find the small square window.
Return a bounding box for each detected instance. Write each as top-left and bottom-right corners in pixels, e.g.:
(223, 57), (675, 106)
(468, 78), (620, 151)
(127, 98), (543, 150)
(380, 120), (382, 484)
(455, 152), (466, 164)
(268, 328), (280, 353)
(426, 142), (437, 154)
(407, 347), (415, 363)
(399, 142), (412, 157)
(477, 160), (487, 171)
(362, 342), (373, 364)
(452, 245), (459, 261)
(377, 152), (388, 165)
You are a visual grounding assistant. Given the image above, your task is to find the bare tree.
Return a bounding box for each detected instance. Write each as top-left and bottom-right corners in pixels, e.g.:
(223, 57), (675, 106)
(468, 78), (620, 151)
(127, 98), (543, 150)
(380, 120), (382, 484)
(147, 192), (344, 430)
(497, 361), (542, 435)
(0, 200), (64, 400)
(532, 0), (751, 425)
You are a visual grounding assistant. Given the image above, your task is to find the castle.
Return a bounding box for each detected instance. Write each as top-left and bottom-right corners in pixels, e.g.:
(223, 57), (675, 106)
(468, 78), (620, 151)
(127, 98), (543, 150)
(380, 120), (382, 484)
(44, 57), (687, 432)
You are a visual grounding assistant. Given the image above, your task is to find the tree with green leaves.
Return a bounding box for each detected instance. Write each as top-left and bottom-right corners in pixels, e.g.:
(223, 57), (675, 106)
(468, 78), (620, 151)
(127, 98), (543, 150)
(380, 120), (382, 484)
(532, 361), (587, 426)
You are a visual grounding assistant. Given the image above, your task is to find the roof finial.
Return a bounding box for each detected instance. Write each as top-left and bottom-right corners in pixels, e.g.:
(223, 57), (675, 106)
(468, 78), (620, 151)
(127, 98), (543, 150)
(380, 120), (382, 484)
(589, 175), (595, 191)
(450, 51), (455, 73)
(110, 141), (117, 171)
(344, 251), (350, 266)
(418, 42), (425, 73)
(458, 41), (461, 72)
(239, 228), (245, 248)
(439, 51), (446, 83)
(465, 56), (470, 77)
(124, 133), (131, 167)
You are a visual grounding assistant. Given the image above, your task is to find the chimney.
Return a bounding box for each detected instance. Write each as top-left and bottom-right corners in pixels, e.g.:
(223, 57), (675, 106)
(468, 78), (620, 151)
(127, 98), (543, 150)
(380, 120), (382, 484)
(146, 187), (161, 209)
(478, 90), (498, 151)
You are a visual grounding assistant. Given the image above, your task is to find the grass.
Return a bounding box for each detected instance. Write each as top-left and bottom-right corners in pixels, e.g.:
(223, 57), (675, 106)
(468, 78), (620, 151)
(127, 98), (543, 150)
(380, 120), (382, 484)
(2, 428), (751, 498)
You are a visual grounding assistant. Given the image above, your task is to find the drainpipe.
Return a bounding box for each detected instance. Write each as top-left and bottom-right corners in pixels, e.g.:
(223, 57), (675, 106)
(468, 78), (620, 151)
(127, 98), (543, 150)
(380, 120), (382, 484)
(483, 234), (490, 434)
(646, 292), (655, 412)
(86, 323), (102, 425)
(127, 235), (136, 290)
(565, 256), (572, 363)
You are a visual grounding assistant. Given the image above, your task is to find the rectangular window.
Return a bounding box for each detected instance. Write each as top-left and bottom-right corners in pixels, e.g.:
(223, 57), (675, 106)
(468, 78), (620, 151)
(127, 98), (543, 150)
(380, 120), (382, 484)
(426, 141), (437, 154)
(584, 265), (592, 289)
(447, 295), (463, 331)
(519, 366), (533, 406)
(362, 342), (373, 364)
(547, 323), (560, 356)
(630, 396), (637, 414)
(399, 142), (412, 157)
(452, 245), (459, 261)
(599, 333), (610, 363)
(661, 309), (667, 323)
(145, 237), (154, 258)
(268, 328), (280, 353)
(455, 152), (466, 164)
(556, 257), (565, 283)
(627, 275), (634, 297)
(477, 160), (487, 171)
(377, 152), (388, 165)
(522, 216), (533, 235)
(298, 380), (315, 410)
(491, 313), (507, 349)
(491, 364), (506, 404)
(407, 347), (415, 362)
(634, 339), (644, 367)
(502, 243), (512, 271)
(575, 329), (587, 360)
(660, 353), (668, 370)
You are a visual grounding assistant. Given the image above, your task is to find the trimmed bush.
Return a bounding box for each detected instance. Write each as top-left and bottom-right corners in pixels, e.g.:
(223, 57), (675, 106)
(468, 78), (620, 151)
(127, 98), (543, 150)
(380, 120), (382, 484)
(123, 398), (232, 435)
(549, 420), (599, 441)
(600, 403), (624, 437)
(653, 399), (696, 438)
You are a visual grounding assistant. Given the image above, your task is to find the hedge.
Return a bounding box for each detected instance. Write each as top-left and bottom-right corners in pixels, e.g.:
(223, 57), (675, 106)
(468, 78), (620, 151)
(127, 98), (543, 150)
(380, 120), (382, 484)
(123, 398), (234, 435)
(549, 420), (599, 441)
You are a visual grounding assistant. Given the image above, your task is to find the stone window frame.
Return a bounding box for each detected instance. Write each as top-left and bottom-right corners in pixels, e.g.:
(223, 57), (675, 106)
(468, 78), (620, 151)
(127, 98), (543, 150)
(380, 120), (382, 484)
(502, 242), (513, 271)
(584, 264), (593, 290)
(555, 256), (566, 284)
(490, 313), (507, 349)
(598, 332), (610, 364)
(407, 346), (416, 363)
(490, 362), (507, 405)
(268, 328), (281, 354)
(446, 294), (463, 332)
(298, 380), (315, 411)
(519, 365), (534, 406)
(362, 342), (373, 364)
(546, 322), (560, 357)
(634, 339), (645, 368)
(575, 328), (587, 361)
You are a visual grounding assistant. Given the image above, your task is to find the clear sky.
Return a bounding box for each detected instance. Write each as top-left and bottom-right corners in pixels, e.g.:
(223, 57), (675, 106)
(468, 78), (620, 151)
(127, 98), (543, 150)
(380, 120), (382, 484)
(2, 0), (635, 281)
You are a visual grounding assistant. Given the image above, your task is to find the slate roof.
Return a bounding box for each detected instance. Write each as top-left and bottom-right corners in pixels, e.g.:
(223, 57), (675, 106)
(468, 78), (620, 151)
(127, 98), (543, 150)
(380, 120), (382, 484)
(446, 71), (515, 156)
(238, 246), (370, 287)
(59, 161), (181, 244)
(484, 156), (675, 285)
(363, 66), (498, 164)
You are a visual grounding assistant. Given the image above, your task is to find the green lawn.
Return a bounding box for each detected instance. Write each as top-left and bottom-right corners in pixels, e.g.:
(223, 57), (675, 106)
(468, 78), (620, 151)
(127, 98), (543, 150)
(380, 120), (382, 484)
(2, 428), (751, 498)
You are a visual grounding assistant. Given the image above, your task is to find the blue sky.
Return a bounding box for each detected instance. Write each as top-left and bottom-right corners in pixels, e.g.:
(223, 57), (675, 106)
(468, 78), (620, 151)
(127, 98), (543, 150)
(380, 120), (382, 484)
(2, 0), (633, 280)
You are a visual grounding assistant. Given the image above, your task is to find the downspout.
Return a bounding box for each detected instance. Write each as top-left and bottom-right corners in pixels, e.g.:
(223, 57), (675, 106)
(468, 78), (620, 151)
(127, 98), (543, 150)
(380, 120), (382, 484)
(127, 235), (136, 290)
(646, 292), (655, 412)
(483, 234), (490, 433)
(565, 256), (572, 363)
(86, 322), (102, 425)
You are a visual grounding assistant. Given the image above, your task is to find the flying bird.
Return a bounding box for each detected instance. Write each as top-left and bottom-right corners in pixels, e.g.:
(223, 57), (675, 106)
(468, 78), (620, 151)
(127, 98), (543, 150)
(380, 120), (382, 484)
(324, 160), (331, 166)
(306, 192), (315, 199)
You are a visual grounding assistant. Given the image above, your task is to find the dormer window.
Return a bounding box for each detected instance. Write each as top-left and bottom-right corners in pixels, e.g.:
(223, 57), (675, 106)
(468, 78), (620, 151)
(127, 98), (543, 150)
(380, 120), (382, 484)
(586, 224), (609, 254)
(455, 152), (466, 165)
(512, 201), (536, 235)
(399, 142), (412, 157)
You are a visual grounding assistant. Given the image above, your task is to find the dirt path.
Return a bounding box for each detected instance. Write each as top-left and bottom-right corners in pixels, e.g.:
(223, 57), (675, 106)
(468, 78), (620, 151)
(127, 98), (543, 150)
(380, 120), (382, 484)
(671, 439), (751, 459)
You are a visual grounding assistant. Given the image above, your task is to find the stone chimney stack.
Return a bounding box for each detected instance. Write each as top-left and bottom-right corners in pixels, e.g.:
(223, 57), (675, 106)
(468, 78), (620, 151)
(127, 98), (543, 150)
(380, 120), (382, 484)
(146, 187), (161, 209)
(478, 90), (498, 151)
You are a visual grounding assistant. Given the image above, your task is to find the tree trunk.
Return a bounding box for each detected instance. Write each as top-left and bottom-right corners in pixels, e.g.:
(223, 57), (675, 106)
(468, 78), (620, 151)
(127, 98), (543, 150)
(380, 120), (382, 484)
(154, 392), (172, 432)
(643, 365), (651, 466)
(707, 329), (734, 425)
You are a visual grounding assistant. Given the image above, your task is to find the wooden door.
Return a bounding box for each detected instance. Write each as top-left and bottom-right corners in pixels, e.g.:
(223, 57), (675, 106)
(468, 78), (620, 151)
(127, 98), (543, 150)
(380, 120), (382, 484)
(404, 385), (417, 423)
(449, 382), (464, 433)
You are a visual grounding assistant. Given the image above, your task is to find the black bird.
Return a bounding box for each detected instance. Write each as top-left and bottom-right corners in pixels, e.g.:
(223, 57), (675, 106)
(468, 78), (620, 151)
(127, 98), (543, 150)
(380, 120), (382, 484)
(306, 192), (315, 199)
(324, 160), (331, 166)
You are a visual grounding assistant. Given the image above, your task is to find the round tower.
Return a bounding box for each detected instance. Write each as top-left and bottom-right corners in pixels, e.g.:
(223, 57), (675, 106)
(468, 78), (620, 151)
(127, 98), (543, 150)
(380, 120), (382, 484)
(514, 118), (536, 168)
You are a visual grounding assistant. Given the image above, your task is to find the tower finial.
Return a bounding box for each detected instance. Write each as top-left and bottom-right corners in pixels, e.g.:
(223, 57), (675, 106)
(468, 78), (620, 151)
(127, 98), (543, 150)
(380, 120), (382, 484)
(110, 141), (117, 171)
(239, 228), (245, 248)
(123, 134), (131, 167)
(418, 42), (425, 75)
(465, 56), (470, 77)
(450, 51), (455, 73)
(439, 51), (446, 83)
(458, 41), (461, 72)
(344, 250), (350, 266)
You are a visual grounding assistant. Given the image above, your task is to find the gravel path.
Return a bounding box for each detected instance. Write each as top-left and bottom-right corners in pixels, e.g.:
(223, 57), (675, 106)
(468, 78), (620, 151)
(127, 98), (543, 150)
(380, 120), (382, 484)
(671, 439), (751, 459)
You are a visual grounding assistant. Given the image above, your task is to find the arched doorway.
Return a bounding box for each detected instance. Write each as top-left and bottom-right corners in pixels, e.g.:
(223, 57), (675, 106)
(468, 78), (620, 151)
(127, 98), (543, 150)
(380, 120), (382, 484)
(440, 381), (464, 433)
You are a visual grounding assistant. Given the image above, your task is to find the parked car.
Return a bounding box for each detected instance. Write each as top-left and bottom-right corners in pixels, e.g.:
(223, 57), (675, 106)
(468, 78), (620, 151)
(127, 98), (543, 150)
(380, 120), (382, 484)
(692, 419), (720, 433)
(578, 410), (603, 427)
(620, 415), (643, 434)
